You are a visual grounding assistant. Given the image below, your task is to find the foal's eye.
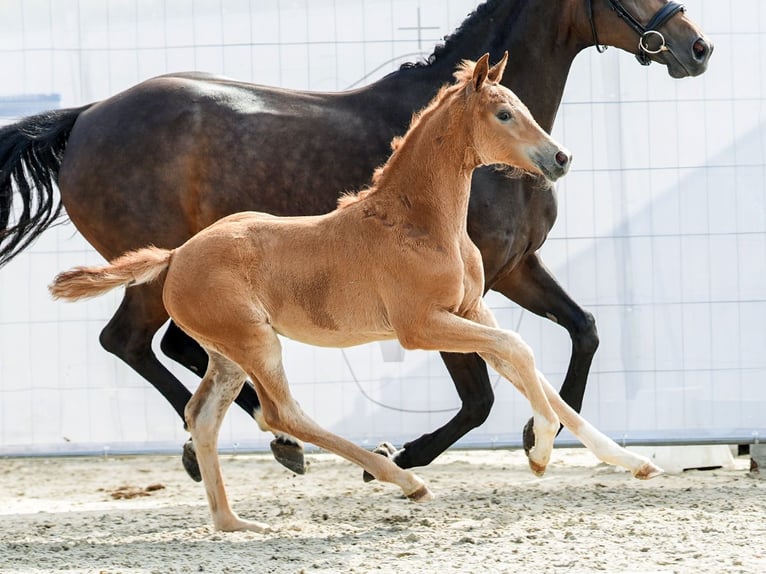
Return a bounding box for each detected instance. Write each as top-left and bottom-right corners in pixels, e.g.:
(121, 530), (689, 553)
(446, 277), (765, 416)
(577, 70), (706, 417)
(496, 110), (513, 122)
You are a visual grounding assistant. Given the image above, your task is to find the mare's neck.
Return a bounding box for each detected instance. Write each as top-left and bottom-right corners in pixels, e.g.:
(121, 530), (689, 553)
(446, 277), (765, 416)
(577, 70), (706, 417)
(381, 0), (589, 133)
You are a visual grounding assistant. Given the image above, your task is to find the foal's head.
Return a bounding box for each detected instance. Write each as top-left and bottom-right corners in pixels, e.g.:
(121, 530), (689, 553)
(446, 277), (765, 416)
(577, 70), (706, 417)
(460, 53), (571, 182)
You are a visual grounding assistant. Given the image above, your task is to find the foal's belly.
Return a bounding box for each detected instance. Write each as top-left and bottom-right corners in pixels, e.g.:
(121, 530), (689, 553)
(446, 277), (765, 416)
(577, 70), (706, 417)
(273, 321), (398, 350)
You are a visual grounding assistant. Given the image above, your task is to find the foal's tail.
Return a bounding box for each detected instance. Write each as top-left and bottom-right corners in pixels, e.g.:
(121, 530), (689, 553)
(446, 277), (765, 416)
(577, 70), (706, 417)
(0, 104), (94, 268)
(49, 246), (172, 302)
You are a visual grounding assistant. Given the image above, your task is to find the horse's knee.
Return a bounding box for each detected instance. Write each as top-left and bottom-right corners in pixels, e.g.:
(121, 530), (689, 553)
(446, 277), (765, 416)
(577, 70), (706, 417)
(504, 331), (535, 367)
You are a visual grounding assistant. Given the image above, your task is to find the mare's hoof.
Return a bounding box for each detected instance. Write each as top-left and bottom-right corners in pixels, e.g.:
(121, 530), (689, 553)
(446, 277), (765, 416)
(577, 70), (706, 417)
(363, 442), (398, 483)
(633, 461), (663, 480)
(522, 417), (535, 456)
(407, 484), (434, 502)
(271, 437), (307, 475)
(182, 439), (203, 483)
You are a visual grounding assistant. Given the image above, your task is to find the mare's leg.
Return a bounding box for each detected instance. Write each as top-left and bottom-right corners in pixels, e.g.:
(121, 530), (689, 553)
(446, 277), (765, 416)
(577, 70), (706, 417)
(99, 286), (211, 481)
(362, 352), (493, 481)
(159, 321), (209, 376)
(492, 253), (599, 453)
(160, 321), (306, 476)
(184, 351), (272, 532)
(99, 284), (192, 420)
(222, 326), (432, 506)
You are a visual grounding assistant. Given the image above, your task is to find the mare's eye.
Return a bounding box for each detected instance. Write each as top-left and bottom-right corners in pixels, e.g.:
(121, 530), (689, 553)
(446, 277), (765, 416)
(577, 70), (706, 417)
(496, 109), (513, 122)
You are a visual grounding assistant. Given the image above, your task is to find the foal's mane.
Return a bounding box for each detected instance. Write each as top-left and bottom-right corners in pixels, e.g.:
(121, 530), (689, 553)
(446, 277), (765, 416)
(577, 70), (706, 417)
(337, 60), (478, 210)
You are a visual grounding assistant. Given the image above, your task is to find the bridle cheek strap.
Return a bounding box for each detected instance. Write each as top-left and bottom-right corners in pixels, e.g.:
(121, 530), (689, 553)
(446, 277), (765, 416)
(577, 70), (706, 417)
(634, 1), (686, 65)
(589, 0), (687, 65)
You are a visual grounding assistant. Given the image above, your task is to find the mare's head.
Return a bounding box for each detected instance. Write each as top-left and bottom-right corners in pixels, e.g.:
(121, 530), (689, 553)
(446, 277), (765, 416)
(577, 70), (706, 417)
(589, 0), (713, 78)
(460, 53), (571, 183)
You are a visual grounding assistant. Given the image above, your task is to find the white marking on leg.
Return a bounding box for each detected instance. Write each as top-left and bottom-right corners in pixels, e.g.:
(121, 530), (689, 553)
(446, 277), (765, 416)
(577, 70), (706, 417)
(528, 408), (558, 474)
(536, 370), (663, 478)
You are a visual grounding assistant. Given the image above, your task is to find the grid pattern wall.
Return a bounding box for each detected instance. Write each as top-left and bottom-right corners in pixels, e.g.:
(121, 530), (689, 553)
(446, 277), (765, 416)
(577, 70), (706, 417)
(0, 0), (763, 455)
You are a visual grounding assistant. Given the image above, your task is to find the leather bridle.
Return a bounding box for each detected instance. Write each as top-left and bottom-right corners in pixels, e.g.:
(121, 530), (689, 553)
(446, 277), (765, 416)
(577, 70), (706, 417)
(588, 0), (686, 66)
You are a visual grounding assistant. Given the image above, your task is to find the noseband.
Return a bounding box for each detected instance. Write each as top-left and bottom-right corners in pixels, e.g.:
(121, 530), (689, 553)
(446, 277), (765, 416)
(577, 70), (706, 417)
(588, 0), (686, 66)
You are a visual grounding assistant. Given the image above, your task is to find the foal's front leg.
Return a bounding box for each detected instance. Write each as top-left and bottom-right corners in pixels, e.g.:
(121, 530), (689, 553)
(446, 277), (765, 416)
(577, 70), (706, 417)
(491, 253), (599, 454)
(535, 375), (662, 479)
(462, 303), (661, 478)
(393, 303), (560, 476)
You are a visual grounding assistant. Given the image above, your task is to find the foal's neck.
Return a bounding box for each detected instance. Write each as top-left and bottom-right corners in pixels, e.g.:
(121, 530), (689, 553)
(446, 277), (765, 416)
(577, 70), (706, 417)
(370, 96), (478, 236)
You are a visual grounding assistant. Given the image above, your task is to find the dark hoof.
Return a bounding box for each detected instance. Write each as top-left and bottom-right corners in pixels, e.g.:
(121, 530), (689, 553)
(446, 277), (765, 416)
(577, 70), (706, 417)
(270, 437), (307, 475)
(363, 442), (398, 482)
(522, 417), (535, 456)
(182, 439), (202, 483)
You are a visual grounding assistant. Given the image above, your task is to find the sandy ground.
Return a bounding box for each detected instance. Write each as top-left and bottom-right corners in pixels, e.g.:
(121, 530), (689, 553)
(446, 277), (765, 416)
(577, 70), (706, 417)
(0, 448), (764, 574)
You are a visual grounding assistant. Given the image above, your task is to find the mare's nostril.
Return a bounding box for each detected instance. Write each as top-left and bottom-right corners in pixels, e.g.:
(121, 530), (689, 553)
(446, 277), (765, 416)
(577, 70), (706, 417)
(693, 38), (710, 61)
(555, 150), (569, 168)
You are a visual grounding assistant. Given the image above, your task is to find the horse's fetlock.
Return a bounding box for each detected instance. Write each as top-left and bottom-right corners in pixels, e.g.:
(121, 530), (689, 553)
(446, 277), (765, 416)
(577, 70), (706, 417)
(254, 407), (271, 432)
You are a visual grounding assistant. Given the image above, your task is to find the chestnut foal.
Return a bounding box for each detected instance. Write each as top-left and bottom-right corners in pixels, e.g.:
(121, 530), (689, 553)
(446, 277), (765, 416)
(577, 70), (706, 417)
(51, 54), (661, 532)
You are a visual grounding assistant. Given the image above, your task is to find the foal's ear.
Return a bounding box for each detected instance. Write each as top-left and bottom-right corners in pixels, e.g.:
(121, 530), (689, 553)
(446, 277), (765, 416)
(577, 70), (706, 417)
(487, 51), (509, 84)
(472, 53), (491, 91)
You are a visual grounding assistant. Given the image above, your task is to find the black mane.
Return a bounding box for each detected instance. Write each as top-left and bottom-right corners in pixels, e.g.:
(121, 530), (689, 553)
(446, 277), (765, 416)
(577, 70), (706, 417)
(399, 0), (502, 70)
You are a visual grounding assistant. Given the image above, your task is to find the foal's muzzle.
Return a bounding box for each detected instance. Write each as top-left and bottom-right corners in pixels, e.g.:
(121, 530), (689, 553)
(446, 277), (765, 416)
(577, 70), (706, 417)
(534, 147), (571, 182)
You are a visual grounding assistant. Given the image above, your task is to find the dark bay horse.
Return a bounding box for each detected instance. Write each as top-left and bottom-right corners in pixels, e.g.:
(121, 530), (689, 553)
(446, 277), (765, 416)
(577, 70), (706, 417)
(51, 55), (661, 531)
(0, 0), (712, 479)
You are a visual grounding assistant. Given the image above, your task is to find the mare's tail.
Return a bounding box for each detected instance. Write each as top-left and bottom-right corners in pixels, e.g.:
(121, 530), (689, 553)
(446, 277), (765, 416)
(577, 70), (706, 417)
(50, 246), (172, 301)
(0, 104), (94, 268)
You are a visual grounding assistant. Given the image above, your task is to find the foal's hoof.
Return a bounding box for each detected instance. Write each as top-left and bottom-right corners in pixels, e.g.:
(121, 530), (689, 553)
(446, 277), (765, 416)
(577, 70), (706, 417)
(363, 442), (398, 483)
(217, 518), (275, 533)
(528, 458), (547, 477)
(407, 484), (434, 503)
(182, 439), (202, 483)
(633, 461), (664, 480)
(522, 417), (536, 456)
(270, 437), (307, 475)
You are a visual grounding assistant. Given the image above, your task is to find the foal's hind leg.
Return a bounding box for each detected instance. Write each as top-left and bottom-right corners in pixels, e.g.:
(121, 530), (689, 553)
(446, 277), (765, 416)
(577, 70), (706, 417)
(161, 321), (306, 477)
(185, 351), (272, 532)
(226, 327), (432, 504)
